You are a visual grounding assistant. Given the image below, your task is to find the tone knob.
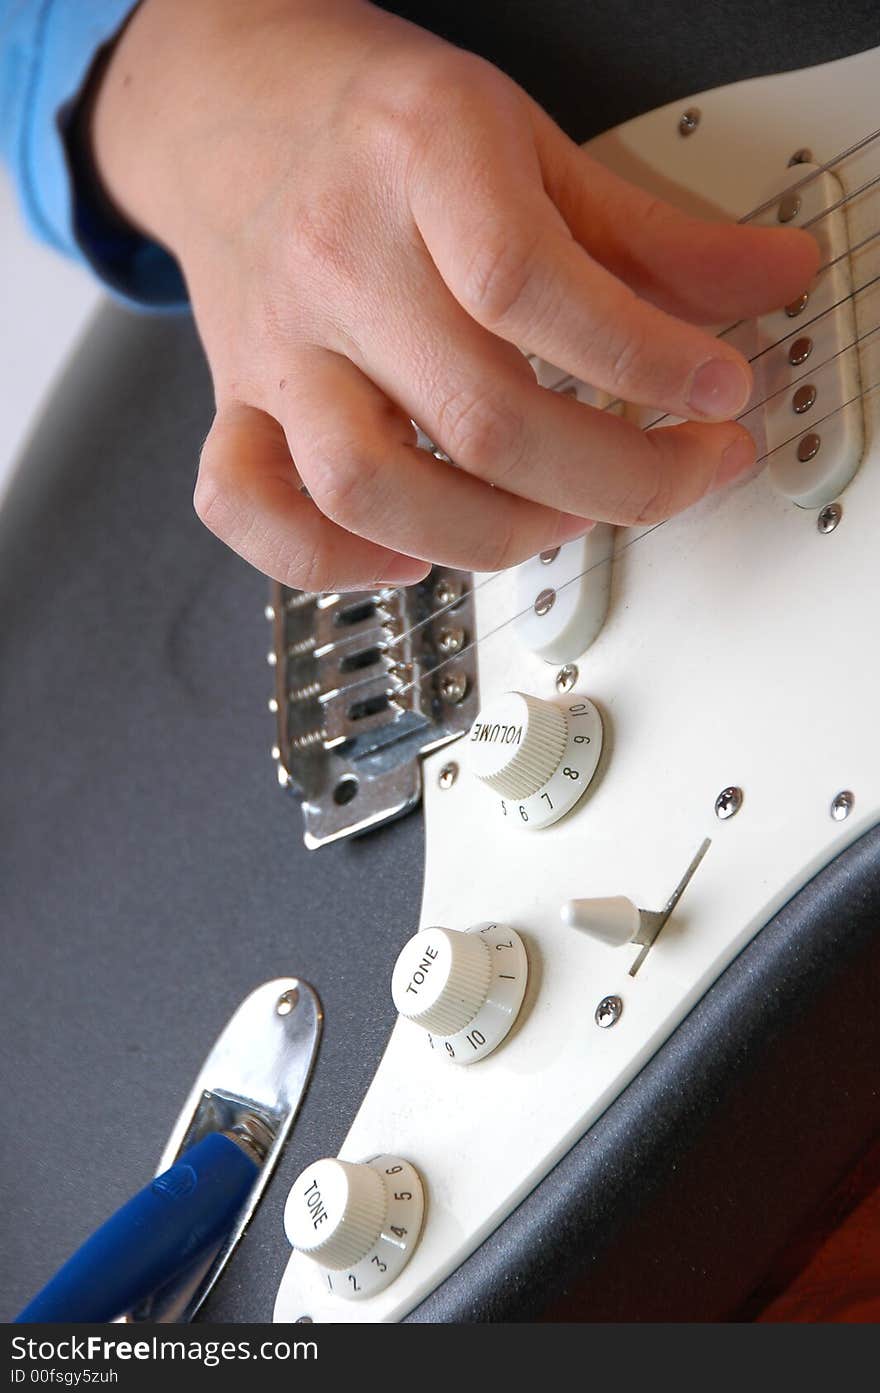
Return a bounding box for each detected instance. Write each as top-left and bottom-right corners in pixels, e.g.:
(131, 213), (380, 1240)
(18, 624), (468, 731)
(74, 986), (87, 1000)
(285, 1158), (386, 1270)
(284, 1154), (425, 1299)
(391, 923), (529, 1063)
(465, 690), (603, 828)
(391, 924), (492, 1037)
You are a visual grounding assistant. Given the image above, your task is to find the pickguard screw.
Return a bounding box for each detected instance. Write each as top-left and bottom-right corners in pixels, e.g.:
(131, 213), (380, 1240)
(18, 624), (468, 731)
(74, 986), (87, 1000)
(817, 502), (842, 533)
(264, 604), (276, 622)
(268, 697), (279, 714)
(438, 762), (459, 790)
(830, 790), (854, 822)
(715, 786), (743, 820)
(271, 744), (281, 760)
(788, 148), (814, 166)
(540, 548), (561, 564)
(678, 107), (700, 136)
(276, 988), (299, 1016)
(439, 671), (468, 704)
(595, 995), (623, 1028)
(267, 651), (278, 667)
(556, 663), (579, 694)
(535, 588), (556, 617)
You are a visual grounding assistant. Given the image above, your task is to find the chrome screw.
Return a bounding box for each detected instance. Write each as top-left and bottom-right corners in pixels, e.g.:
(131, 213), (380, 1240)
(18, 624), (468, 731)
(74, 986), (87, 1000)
(830, 790), (854, 822)
(678, 108), (700, 136)
(788, 148), (814, 166)
(276, 988), (299, 1016)
(817, 502), (842, 534)
(556, 663), (579, 694)
(268, 697), (279, 714)
(434, 578), (461, 608)
(439, 671), (468, 704)
(534, 588), (556, 617)
(267, 651), (278, 667)
(271, 744), (281, 761)
(595, 995), (623, 1028)
(438, 762), (459, 790)
(264, 604), (276, 622)
(540, 547), (561, 564)
(715, 786), (743, 820)
(436, 625), (465, 656)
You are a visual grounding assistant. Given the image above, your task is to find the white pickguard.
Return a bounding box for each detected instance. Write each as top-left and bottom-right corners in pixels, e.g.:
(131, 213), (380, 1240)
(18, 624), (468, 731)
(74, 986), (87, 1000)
(275, 44), (880, 1322)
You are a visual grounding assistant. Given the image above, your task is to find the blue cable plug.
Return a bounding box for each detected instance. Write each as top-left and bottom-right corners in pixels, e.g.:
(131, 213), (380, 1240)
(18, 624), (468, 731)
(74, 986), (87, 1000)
(15, 1130), (260, 1323)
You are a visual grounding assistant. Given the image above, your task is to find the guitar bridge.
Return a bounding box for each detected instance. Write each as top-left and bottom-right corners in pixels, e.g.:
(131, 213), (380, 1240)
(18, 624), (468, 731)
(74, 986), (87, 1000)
(266, 571), (478, 847)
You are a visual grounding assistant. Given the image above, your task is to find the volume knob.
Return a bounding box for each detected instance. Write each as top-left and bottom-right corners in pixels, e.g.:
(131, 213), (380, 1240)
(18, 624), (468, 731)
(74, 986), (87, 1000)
(465, 690), (604, 829)
(468, 691), (567, 800)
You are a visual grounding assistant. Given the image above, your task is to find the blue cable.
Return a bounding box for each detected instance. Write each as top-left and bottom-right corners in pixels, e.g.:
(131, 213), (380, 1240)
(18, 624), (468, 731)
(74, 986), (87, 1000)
(15, 1132), (259, 1323)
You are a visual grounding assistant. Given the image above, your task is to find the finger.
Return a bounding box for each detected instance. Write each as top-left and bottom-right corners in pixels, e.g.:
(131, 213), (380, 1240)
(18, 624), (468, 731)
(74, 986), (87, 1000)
(531, 109), (821, 324)
(408, 123), (756, 421)
(194, 402), (430, 590)
(323, 236), (757, 524)
(272, 347), (592, 572)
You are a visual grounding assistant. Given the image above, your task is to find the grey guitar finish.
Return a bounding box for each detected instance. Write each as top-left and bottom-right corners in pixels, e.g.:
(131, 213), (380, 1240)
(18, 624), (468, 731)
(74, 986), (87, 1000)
(2, 0), (879, 1322)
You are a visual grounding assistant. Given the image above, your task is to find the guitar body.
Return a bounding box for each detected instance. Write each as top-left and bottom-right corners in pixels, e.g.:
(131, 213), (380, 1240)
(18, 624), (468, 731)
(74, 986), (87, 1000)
(1, 7), (878, 1323)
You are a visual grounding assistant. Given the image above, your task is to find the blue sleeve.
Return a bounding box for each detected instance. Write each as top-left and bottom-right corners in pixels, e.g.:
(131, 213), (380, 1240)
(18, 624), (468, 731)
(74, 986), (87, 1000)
(0, 0), (187, 309)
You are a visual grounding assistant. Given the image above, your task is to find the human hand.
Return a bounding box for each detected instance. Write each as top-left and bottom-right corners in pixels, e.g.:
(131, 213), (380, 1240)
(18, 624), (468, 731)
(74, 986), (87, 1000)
(92, 0), (818, 589)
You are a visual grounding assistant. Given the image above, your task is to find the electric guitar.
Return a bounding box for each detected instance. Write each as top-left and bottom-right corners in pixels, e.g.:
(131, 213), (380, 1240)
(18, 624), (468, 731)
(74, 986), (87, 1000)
(2, 30), (878, 1325)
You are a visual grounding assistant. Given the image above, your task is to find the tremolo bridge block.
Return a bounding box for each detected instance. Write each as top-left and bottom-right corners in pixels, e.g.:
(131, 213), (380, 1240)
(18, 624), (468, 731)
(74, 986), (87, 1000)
(267, 572), (479, 847)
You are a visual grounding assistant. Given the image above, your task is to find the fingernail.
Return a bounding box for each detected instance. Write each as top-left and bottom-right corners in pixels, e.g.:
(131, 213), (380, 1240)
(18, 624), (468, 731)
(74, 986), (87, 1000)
(716, 433), (757, 488)
(558, 515), (596, 541)
(382, 561), (432, 586)
(687, 358), (752, 420)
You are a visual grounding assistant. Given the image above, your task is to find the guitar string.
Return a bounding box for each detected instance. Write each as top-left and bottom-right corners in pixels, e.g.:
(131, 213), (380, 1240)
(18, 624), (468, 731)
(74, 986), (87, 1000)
(736, 123), (880, 222)
(310, 261), (879, 685)
(281, 128), (879, 687)
(388, 377), (880, 702)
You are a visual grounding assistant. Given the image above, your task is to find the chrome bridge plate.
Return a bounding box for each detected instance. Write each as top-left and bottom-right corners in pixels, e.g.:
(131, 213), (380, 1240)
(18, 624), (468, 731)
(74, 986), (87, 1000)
(267, 571), (479, 848)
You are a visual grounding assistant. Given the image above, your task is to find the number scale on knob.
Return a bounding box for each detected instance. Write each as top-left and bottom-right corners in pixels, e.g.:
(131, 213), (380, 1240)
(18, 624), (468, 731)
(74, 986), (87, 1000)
(467, 691), (604, 828)
(283, 1156), (425, 1302)
(391, 923), (528, 1063)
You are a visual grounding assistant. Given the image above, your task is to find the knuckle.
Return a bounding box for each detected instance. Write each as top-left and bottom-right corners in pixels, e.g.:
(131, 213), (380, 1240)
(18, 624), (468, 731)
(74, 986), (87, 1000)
(289, 193), (358, 285)
(437, 387), (524, 478)
(474, 515), (528, 572)
(603, 319), (653, 396)
(458, 224), (543, 330)
(283, 540), (334, 594)
(305, 438), (383, 527)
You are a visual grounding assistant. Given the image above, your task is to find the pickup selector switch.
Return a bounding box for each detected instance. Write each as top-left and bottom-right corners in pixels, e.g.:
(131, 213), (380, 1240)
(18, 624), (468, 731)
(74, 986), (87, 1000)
(466, 690), (603, 828)
(392, 923), (528, 1063)
(284, 1155), (424, 1299)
